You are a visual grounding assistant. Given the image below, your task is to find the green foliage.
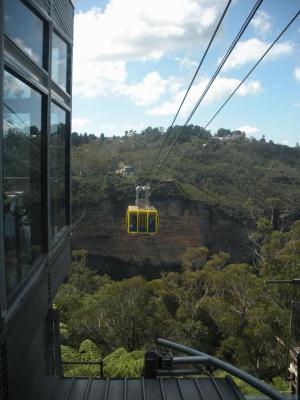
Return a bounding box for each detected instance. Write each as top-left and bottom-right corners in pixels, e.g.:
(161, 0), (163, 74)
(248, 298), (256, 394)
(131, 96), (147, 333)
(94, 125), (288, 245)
(104, 348), (144, 377)
(270, 376), (290, 393)
(68, 250), (110, 294)
(205, 263), (288, 379)
(250, 219), (300, 308)
(55, 220), (300, 390)
(205, 251), (230, 269)
(181, 247), (209, 271)
(61, 345), (81, 362)
(60, 322), (69, 340)
(71, 126), (300, 221)
(79, 339), (101, 361)
(61, 340), (102, 377)
(61, 341), (144, 378)
(53, 127), (300, 394)
(56, 252), (172, 352)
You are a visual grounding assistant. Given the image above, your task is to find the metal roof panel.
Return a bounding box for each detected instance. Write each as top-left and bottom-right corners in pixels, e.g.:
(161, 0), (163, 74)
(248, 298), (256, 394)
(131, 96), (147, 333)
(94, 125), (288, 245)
(51, 377), (245, 400)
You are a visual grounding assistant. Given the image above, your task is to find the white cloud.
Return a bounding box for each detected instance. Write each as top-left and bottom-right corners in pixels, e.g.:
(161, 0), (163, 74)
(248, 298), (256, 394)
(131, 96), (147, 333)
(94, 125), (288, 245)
(73, 0), (228, 98)
(84, 0), (226, 60)
(176, 56), (198, 70)
(147, 98), (178, 116)
(73, 59), (127, 97)
(222, 38), (294, 70)
(294, 68), (300, 83)
(147, 76), (262, 116)
(115, 72), (182, 106)
(250, 11), (272, 35)
(238, 125), (260, 135)
(72, 117), (90, 132)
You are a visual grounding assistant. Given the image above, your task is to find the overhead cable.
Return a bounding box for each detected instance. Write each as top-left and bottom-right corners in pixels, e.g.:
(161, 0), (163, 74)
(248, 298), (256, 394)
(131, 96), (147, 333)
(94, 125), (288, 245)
(151, 8), (300, 194)
(148, 0), (233, 177)
(150, 0), (264, 181)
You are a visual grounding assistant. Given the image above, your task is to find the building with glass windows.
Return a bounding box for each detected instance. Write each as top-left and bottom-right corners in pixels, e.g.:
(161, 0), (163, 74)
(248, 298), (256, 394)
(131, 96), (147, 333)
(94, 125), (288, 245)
(0, 0), (74, 398)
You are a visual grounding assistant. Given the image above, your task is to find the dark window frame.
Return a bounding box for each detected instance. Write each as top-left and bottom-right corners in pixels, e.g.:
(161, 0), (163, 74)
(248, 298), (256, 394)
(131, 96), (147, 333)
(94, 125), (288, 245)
(49, 99), (70, 245)
(3, 0), (49, 71)
(0, 0), (7, 311)
(0, 0), (73, 310)
(2, 66), (48, 304)
(129, 212), (138, 233)
(51, 29), (71, 94)
(138, 212), (147, 233)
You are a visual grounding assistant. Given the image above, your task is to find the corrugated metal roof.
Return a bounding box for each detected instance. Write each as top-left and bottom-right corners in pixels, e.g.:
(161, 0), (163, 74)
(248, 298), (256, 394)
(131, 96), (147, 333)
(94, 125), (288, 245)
(50, 376), (245, 400)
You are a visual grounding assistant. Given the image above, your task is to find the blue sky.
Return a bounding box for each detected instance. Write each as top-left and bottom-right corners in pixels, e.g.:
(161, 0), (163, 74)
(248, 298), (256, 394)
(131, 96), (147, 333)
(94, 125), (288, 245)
(72, 0), (300, 146)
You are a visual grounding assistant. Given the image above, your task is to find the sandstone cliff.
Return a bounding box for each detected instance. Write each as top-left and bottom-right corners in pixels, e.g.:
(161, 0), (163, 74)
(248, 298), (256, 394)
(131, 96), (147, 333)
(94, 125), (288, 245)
(72, 199), (251, 269)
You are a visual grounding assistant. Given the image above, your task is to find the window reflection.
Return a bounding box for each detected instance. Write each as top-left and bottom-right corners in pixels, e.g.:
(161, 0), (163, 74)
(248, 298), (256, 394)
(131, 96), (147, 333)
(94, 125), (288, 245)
(52, 32), (68, 91)
(148, 213), (156, 233)
(50, 103), (67, 239)
(3, 71), (42, 296)
(138, 213), (147, 232)
(4, 0), (44, 67)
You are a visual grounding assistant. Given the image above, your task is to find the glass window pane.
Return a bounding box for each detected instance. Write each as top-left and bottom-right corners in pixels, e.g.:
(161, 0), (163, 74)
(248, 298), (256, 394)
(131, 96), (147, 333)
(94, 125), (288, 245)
(50, 103), (67, 239)
(138, 213), (147, 233)
(129, 213), (137, 232)
(3, 71), (42, 295)
(148, 213), (156, 233)
(52, 32), (68, 91)
(4, 0), (44, 66)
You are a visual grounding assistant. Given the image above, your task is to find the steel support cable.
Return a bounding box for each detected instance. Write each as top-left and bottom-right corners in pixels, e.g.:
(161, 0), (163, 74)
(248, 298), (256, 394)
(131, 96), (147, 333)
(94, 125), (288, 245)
(151, 8), (300, 194)
(71, 208), (86, 229)
(150, 0), (263, 183)
(148, 0), (233, 178)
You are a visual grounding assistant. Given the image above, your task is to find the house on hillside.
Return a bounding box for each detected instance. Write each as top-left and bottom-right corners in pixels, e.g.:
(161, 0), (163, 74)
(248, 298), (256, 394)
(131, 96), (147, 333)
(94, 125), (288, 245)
(116, 164), (135, 176)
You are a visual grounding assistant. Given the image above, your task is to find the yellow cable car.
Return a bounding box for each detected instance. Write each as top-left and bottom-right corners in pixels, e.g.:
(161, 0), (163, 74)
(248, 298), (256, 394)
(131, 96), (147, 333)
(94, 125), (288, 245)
(126, 205), (158, 234)
(126, 185), (158, 234)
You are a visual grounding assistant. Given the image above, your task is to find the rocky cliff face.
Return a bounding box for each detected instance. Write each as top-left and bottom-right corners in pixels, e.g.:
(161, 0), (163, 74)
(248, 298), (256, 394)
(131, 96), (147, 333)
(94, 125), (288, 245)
(72, 199), (251, 269)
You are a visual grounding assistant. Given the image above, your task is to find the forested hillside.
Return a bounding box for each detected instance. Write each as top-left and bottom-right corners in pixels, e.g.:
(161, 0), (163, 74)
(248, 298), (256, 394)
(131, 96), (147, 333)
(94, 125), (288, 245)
(60, 127), (300, 387)
(56, 220), (300, 389)
(72, 126), (300, 223)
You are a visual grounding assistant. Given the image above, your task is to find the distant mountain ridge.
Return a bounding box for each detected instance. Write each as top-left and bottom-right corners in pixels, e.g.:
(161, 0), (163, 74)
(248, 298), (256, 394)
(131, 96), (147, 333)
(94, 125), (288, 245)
(72, 125), (300, 225)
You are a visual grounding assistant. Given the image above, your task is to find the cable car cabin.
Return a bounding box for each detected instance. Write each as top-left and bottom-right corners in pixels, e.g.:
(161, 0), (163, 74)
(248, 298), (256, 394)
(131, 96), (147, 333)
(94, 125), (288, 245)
(126, 206), (158, 234)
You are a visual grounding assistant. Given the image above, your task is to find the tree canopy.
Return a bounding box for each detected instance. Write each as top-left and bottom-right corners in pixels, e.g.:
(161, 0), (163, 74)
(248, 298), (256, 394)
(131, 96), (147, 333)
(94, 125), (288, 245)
(71, 126), (300, 224)
(55, 219), (300, 387)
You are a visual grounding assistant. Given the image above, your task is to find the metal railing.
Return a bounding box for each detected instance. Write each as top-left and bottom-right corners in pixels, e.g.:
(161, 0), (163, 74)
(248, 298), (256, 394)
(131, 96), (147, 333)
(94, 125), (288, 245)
(154, 338), (287, 400)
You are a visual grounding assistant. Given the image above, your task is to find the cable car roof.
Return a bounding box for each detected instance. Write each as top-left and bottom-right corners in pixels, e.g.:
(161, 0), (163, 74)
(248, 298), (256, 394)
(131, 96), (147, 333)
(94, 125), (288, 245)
(127, 205), (157, 212)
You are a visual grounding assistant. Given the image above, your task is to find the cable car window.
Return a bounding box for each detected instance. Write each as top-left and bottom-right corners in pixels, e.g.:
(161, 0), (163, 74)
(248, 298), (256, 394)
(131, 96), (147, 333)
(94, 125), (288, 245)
(4, 0), (45, 68)
(3, 70), (42, 296)
(50, 103), (67, 240)
(148, 213), (156, 233)
(129, 212), (137, 233)
(138, 213), (147, 233)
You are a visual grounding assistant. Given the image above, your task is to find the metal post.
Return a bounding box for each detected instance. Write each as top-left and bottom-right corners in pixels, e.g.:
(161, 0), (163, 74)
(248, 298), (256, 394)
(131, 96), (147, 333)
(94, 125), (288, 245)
(297, 352), (300, 400)
(100, 361), (104, 378)
(135, 186), (140, 208)
(0, 0), (8, 312)
(46, 7), (53, 250)
(144, 184), (150, 208)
